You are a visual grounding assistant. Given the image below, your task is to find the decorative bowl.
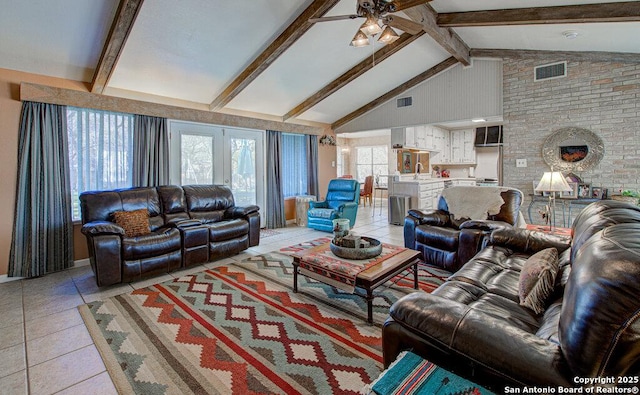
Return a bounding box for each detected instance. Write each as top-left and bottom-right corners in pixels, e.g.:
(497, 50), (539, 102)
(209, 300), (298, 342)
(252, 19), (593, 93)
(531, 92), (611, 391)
(330, 237), (382, 260)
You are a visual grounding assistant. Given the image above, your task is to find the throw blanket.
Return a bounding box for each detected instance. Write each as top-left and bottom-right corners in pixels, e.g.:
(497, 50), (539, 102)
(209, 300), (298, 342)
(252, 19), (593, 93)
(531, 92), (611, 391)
(295, 242), (406, 293)
(441, 186), (505, 221)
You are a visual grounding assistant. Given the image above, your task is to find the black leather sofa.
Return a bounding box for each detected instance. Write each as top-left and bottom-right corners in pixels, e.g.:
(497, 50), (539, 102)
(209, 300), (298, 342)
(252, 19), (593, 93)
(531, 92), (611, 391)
(404, 187), (523, 272)
(80, 185), (260, 286)
(384, 200), (640, 389)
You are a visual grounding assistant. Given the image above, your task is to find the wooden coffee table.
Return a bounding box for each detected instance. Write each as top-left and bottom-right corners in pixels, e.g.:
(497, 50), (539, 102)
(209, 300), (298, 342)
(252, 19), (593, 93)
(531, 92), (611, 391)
(292, 242), (421, 324)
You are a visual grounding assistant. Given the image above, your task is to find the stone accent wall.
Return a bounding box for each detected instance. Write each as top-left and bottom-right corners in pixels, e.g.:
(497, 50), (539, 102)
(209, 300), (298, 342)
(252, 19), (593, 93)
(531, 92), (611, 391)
(502, 56), (640, 225)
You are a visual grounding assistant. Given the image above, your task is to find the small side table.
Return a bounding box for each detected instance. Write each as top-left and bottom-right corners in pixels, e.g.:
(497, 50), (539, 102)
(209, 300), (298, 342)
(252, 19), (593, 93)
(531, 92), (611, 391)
(295, 195), (315, 226)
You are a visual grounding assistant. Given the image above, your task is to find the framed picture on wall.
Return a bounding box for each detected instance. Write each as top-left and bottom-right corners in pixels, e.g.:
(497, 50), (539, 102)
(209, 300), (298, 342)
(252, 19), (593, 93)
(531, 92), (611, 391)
(562, 182), (578, 199)
(401, 152), (412, 173)
(592, 186), (604, 199)
(578, 183), (591, 198)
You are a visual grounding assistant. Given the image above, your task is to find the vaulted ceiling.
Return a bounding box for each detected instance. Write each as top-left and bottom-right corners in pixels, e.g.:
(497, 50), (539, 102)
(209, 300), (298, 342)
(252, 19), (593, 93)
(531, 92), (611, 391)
(1, 0), (639, 132)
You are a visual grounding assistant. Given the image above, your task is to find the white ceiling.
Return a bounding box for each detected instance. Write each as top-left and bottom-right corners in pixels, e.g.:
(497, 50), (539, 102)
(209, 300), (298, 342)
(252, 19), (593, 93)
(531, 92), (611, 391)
(1, 0), (638, 129)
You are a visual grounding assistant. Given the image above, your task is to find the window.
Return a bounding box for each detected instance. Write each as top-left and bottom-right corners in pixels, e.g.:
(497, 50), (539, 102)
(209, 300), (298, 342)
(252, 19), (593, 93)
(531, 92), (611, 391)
(356, 146), (387, 184)
(282, 133), (308, 197)
(67, 107), (134, 220)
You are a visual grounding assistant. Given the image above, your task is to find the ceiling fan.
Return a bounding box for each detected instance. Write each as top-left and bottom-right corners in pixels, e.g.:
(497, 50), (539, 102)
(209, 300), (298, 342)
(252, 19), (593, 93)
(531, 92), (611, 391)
(309, 0), (429, 47)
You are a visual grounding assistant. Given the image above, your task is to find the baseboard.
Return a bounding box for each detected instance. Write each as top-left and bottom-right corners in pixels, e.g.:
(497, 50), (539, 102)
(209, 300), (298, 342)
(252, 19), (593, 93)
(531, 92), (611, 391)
(0, 274), (23, 283)
(74, 258), (90, 267)
(0, 259), (90, 283)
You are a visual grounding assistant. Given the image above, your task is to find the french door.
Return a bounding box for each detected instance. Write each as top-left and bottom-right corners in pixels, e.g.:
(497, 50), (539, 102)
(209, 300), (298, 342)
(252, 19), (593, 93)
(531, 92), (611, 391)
(169, 121), (265, 223)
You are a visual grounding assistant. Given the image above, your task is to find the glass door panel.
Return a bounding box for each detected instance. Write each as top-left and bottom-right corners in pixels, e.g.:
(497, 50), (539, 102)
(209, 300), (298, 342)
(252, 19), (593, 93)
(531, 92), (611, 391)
(228, 137), (257, 206)
(181, 134), (214, 185)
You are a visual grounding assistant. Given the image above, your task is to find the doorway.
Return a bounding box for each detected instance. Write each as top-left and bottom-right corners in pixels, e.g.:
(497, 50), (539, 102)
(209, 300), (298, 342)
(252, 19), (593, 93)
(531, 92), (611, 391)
(169, 121), (265, 224)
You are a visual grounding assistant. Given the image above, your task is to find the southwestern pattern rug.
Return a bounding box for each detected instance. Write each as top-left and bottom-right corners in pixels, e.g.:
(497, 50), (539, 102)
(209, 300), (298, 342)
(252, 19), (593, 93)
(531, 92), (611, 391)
(236, 251), (449, 325)
(80, 266), (385, 395)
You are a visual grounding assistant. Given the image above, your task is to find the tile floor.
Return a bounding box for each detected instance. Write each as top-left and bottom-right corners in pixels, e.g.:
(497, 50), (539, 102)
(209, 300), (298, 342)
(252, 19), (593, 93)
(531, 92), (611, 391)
(0, 203), (401, 394)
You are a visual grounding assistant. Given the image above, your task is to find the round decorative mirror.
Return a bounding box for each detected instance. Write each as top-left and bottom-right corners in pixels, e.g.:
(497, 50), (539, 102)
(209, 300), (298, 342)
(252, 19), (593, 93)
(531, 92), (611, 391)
(541, 127), (604, 172)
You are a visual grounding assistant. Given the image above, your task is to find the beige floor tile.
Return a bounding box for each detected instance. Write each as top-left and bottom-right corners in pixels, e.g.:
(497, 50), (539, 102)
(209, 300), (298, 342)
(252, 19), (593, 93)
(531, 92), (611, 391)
(0, 303), (24, 330)
(0, 322), (24, 350)
(55, 372), (118, 395)
(0, 280), (23, 297)
(25, 307), (83, 341)
(72, 273), (133, 303)
(130, 273), (174, 289)
(27, 323), (93, 367)
(0, 343), (26, 379)
(28, 345), (106, 395)
(23, 293), (85, 322)
(0, 369), (27, 394)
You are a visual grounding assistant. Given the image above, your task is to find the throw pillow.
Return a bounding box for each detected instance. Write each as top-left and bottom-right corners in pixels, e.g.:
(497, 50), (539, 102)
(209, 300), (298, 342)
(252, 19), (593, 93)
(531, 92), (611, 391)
(113, 209), (150, 237)
(518, 247), (559, 315)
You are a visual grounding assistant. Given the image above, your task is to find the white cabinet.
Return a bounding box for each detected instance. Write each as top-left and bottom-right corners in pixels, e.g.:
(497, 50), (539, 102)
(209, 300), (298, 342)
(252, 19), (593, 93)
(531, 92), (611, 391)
(419, 181), (445, 210)
(431, 128), (450, 164)
(392, 126), (436, 151)
(450, 129), (475, 164)
(391, 127), (416, 149)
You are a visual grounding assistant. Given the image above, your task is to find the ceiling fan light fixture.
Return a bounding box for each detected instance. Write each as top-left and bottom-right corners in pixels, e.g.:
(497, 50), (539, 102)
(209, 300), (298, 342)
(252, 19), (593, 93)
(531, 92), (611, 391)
(377, 25), (399, 44)
(359, 14), (382, 36)
(350, 30), (370, 47)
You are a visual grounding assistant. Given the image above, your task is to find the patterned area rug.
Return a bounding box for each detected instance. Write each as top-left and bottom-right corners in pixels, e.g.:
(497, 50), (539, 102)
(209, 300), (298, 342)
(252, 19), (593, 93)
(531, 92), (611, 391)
(235, 249), (449, 326)
(80, 267), (383, 395)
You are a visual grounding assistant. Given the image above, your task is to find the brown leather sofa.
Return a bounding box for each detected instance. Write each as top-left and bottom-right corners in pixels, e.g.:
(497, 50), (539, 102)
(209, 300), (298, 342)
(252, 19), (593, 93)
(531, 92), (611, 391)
(404, 187), (523, 272)
(384, 200), (640, 389)
(80, 185), (260, 286)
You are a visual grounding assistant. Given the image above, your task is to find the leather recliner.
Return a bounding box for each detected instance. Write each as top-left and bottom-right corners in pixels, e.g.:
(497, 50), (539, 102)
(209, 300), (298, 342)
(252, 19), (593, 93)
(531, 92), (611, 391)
(384, 200), (640, 389)
(80, 185), (260, 286)
(307, 178), (360, 232)
(404, 186), (523, 272)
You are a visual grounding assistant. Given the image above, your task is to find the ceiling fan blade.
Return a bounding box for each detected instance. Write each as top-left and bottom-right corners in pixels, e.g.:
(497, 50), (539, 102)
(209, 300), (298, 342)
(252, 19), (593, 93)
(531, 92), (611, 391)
(383, 15), (424, 34)
(309, 15), (360, 23)
(388, 0), (431, 12)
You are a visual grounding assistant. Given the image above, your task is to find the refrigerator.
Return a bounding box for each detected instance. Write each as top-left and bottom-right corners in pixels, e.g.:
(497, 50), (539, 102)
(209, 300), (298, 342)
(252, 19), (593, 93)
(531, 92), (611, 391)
(474, 146), (502, 185)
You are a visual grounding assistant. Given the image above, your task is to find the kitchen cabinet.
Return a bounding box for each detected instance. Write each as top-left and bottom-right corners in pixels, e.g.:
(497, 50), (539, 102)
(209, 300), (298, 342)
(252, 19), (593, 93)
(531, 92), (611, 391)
(392, 126), (436, 151)
(391, 127), (416, 149)
(450, 129), (476, 163)
(430, 128), (450, 164)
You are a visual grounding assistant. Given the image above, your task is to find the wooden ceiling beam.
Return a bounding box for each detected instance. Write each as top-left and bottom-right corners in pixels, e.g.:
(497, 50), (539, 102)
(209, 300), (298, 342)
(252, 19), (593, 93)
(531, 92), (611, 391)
(471, 48), (640, 64)
(209, 0), (341, 112)
(91, 0), (144, 94)
(331, 56), (458, 130)
(438, 2), (640, 27)
(402, 4), (471, 66)
(283, 31), (425, 121)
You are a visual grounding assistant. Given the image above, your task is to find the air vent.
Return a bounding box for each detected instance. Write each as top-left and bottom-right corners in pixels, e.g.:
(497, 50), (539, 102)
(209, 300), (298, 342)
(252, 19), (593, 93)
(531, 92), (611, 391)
(397, 97), (412, 108)
(534, 61), (567, 81)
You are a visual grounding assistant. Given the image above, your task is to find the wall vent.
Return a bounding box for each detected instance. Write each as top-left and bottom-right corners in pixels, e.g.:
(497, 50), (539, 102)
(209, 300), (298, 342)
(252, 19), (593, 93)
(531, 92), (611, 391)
(534, 61), (567, 81)
(397, 96), (412, 108)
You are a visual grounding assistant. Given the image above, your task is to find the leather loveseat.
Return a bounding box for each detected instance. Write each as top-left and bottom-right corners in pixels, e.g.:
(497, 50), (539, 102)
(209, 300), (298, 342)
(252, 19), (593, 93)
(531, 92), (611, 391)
(404, 186), (523, 272)
(80, 185), (259, 286)
(384, 200), (640, 389)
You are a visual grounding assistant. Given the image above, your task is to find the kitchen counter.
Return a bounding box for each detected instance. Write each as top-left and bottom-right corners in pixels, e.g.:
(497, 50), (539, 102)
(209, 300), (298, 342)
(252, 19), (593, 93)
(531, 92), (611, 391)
(389, 177), (477, 211)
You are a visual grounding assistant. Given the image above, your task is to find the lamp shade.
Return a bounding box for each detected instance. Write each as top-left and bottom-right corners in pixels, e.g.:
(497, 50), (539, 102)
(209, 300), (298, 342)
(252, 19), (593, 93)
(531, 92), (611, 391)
(359, 15), (382, 36)
(350, 30), (369, 47)
(377, 26), (400, 44)
(535, 171), (572, 193)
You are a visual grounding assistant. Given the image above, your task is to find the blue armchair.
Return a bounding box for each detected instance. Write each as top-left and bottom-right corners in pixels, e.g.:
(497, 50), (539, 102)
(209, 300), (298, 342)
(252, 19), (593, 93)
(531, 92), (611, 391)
(307, 178), (360, 232)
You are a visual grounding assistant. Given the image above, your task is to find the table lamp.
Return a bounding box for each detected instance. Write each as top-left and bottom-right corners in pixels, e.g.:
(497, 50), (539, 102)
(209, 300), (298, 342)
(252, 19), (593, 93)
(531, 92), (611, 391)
(535, 170), (572, 232)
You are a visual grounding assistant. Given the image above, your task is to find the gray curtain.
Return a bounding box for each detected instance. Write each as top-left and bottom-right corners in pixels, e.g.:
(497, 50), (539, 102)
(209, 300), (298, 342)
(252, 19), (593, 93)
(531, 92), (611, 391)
(306, 134), (319, 199)
(9, 102), (73, 277)
(133, 115), (169, 187)
(266, 130), (286, 228)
